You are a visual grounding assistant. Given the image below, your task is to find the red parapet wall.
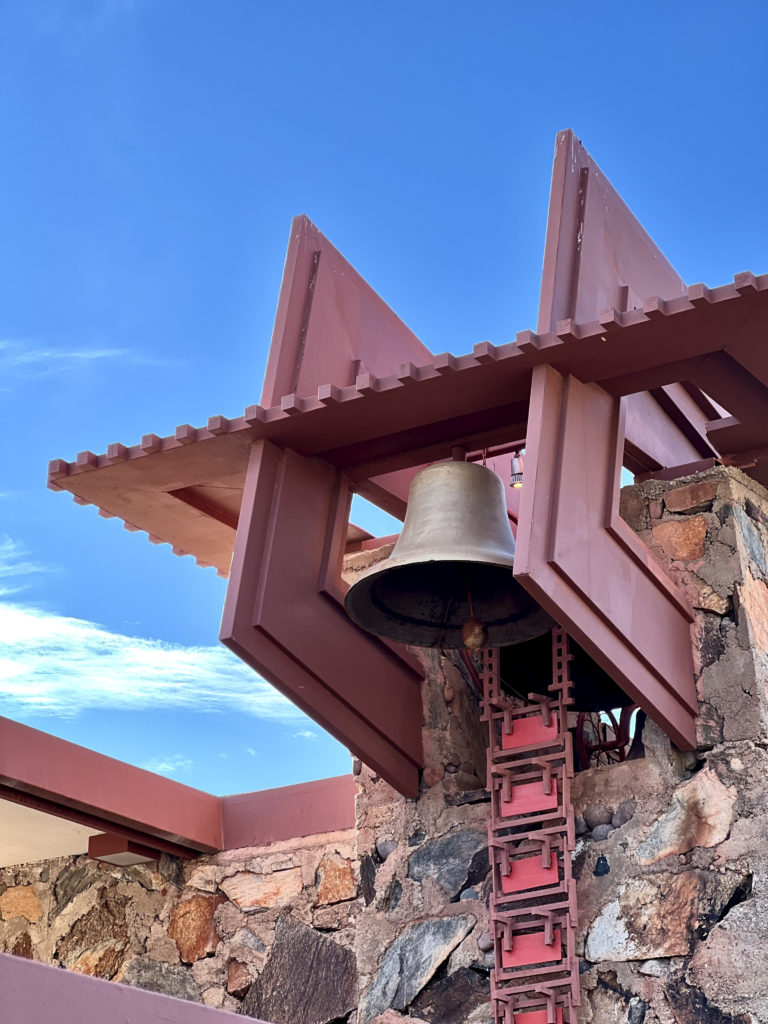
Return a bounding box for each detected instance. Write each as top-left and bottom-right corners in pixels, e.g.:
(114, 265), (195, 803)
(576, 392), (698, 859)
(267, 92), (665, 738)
(1, 716), (357, 858)
(0, 717), (222, 854)
(221, 774), (356, 850)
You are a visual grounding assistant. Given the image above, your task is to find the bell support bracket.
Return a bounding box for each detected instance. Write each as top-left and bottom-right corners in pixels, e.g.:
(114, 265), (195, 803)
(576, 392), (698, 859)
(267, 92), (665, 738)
(220, 440), (425, 797)
(514, 364), (697, 750)
(260, 214), (444, 523)
(538, 129), (718, 475)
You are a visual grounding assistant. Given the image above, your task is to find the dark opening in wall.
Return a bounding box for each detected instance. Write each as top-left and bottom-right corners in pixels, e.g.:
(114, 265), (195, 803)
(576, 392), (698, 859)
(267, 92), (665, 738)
(498, 634), (643, 770)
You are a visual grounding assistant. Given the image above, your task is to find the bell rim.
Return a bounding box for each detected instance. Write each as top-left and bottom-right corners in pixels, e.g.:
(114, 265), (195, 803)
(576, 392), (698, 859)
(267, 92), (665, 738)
(346, 550), (518, 591)
(343, 459), (528, 648)
(344, 557), (551, 649)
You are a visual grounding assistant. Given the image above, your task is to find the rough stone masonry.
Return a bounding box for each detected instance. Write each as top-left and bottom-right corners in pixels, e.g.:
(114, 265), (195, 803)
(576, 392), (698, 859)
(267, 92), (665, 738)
(2, 464), (768, 1024)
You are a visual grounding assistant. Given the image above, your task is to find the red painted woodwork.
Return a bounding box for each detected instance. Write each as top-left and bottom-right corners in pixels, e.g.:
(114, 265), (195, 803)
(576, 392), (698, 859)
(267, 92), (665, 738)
(502, 714), (560, 750)
(0, 953), (269, 1024)
(87, 834), (160, 864)
(538, 129), (716, 472)
(538, 130), (686, 332)
(485, 638), (579, 1020)
(221, 774), (355, 849)
(48, 273), (768, 535)
(261, 216), (433, 407)
(220, 441), (424, 797)
(500, 928), (563, 969)
(513, 365), (697, 749)
(259, 215), (527, 524)
(0, 715), (357, 856)
(260, 216), (445, 522)
(500, 780), (560, 817)
(623, 389), (713, 473)
(512, 1011), (564, 1024)
(501, 852), (559, 894)
(0, 716), (222, 854)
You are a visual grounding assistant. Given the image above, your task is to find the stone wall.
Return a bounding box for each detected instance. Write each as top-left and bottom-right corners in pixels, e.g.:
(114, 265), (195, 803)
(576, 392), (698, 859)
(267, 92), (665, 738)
(572, 466), (768, 1023)
(4, 464), (768, 1023)
(0, 643), (495, 1024)
(0, 826), (360, 1013)
(351, 648), (492, 1024)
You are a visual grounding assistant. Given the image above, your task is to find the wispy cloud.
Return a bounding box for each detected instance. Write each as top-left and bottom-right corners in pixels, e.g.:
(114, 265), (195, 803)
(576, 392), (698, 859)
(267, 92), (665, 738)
(0, 340), (127, 366)
(0, 602), (305, 720)
(0, 339), (169, 379)
(0, 536), (53, 598)
(0, 535), (305, 721)
(0, 537), (50, 580)
(293, 729), (318, 741)
(141, 754), (193, 776)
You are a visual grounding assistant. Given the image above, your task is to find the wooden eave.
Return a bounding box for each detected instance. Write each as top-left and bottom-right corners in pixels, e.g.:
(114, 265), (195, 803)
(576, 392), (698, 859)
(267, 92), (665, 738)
(49, 271), (768, 576)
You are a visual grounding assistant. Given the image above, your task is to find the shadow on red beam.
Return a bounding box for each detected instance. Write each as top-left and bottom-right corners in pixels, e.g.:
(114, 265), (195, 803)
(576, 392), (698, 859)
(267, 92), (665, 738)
(331, 403), (530, 478)
(344, 533), (400, 555)
(0, 785), (200, 861)
(0, 953), (274, 1024)
(635, 458), (717, 484)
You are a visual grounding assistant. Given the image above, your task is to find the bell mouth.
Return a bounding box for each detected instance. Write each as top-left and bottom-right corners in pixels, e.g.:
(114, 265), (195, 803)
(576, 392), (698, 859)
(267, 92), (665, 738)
(345, 558), (553, 649)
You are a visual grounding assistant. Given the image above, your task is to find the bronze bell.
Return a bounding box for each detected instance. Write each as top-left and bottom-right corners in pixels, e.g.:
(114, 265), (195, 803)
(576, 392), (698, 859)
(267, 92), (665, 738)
(344, 460), (552, 649)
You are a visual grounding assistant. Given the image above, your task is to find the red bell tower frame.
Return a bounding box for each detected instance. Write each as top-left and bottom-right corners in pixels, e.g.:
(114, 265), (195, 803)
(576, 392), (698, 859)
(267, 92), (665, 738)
(49, 130), (768, 796)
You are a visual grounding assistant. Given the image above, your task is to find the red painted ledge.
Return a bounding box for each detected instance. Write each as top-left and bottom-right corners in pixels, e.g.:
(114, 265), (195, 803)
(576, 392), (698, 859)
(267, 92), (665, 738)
(0, 717), (357, 858)
(0, 952), (273, 1024)
(221, 774), (356, 850)
(0, 717), (222, 854)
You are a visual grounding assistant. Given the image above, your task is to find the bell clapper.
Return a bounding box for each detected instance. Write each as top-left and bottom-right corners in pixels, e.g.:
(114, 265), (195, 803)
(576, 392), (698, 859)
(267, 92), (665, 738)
(462, 583), (488, 650)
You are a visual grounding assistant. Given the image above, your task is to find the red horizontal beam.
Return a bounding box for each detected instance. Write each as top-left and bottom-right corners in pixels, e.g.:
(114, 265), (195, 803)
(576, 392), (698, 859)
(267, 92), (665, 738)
(0, 784), (199, 860)
(0, 717), (222, 853)
(0, 953), (271, 1024)
(0, 717), (357, 855)
(49, 278), (768, 495)
(221, 774), (356, 850)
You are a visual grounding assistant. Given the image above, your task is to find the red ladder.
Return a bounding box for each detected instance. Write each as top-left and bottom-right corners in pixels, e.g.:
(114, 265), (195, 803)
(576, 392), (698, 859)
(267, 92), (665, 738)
(481, 627), (580, 1024)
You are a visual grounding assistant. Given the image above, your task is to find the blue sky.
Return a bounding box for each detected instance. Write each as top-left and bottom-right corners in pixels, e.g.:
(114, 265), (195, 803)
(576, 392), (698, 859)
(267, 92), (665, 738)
(1, 1), (766, 795)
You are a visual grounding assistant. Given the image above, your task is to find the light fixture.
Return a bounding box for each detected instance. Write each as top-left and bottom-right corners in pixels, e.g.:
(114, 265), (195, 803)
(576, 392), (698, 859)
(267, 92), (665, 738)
(510, 451), (524, 489)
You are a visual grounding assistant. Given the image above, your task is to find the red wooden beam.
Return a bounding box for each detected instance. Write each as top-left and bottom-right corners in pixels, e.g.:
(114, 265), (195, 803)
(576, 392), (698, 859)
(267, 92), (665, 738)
(221, 774), (356, 850)
(46, 277), (768, 549)
(0, 953), (271, 1024)
(220, 441), (424, 797)
(0, 717), (222, 853)
(513, 366), (697, 749)
(0, 716), (357, 855)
